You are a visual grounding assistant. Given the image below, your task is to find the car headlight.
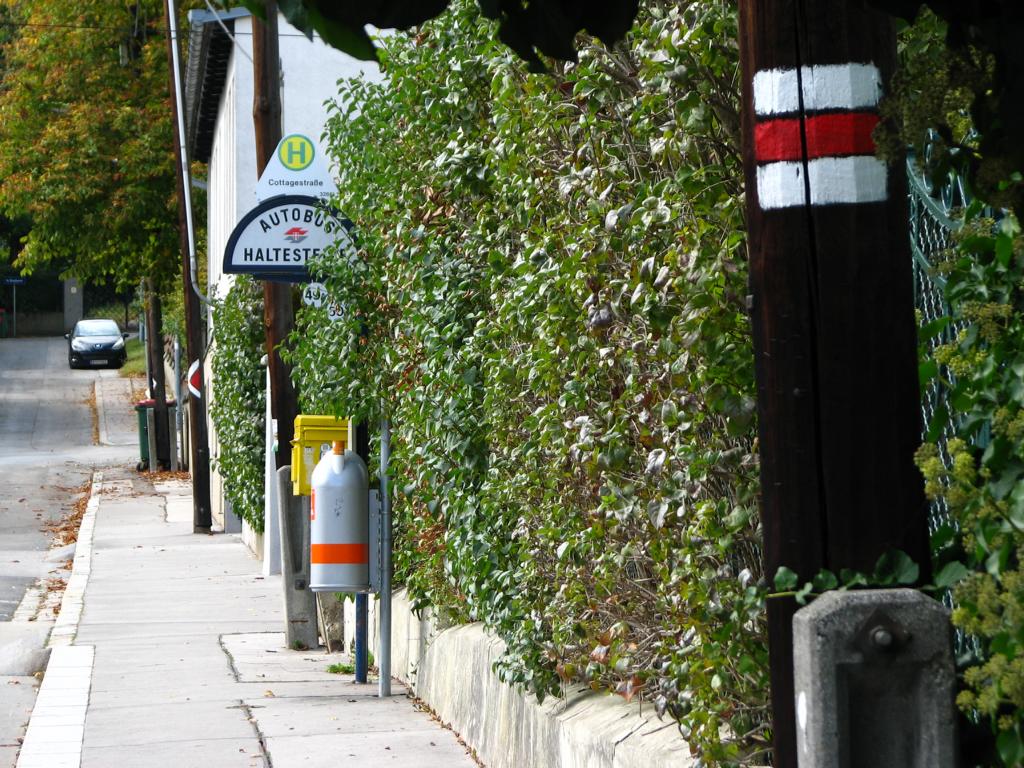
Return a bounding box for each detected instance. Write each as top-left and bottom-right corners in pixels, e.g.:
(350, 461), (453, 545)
(113, 337), (125, 350)
(71, 339), (90, 352)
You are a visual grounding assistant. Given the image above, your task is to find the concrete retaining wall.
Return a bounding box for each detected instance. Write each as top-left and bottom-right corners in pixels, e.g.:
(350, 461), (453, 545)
(16, 312), (64, 336)
(348, 589), (694, 768)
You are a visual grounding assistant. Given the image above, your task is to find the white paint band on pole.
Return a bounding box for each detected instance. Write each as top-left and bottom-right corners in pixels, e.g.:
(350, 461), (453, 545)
(753, 63), (882, 116)
(756, 156), (889, 210)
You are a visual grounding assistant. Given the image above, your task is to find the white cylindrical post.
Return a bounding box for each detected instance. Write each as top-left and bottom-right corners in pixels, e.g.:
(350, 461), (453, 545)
(309, 442), (369, 592)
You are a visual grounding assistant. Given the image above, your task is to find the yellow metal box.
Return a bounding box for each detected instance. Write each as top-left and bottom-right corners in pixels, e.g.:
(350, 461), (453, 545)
(290, 414), (353, 496)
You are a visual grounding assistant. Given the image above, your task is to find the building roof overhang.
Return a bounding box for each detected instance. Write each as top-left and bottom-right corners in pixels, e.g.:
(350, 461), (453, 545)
(184, 7), (250, 164)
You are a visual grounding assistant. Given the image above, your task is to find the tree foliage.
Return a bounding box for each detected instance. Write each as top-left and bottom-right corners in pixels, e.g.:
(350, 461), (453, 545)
(256, 0), (1024, 217)
(0, 0), (179, 291)
(874, 1), (1024, 217)
(240, 0), (639, 72)
(287, 1), (768, 762)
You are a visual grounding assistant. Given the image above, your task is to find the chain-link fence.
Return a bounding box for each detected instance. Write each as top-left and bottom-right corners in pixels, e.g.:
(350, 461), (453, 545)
(907, 155), (996, 660)
(908, 157), (968, 536)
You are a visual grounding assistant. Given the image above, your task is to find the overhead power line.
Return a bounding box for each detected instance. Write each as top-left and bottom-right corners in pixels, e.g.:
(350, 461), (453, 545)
(0, 20), (151, 32)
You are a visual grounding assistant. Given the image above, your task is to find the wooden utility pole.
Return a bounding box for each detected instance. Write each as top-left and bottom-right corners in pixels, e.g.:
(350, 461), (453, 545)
(737, 2), (931, 765)
(253, 2), (297, 469)
(163, 0), (212, 531)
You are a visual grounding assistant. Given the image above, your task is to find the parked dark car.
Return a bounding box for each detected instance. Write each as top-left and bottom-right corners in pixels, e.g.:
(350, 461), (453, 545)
(66, 319), (129, 369)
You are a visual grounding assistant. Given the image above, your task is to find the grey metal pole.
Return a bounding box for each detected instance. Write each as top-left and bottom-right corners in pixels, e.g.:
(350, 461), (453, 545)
(173, 337), (183, 468)
(12, 284), (16, 338)
(379, 417), (392, 697)
(140, 290), (150, 395)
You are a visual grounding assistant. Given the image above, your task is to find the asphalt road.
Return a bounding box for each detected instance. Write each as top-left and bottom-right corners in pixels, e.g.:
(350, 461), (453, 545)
(0, 337), (140, 765)
(0, 337), (135, 619)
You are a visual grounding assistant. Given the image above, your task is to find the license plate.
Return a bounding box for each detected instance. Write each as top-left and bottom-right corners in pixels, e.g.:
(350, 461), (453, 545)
(89, 359), (107, 366)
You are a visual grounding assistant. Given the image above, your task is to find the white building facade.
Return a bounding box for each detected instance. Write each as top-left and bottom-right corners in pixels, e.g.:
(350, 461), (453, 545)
(184, 7), (380, 556)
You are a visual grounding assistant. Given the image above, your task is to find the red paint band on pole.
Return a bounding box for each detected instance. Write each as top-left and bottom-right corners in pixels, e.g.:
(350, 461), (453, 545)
(754, 112), (879, 163)
(311, 543), (368, 565)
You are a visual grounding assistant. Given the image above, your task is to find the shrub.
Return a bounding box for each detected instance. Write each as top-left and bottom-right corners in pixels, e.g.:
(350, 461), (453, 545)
(210, 275), (266, 532)
(289, 1), (767, 762)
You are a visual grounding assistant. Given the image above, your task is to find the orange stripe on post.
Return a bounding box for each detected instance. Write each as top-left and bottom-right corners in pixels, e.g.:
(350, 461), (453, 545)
(311, 543), (368, 565)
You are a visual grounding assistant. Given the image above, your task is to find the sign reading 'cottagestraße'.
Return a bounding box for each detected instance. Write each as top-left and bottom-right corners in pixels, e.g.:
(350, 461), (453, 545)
(223, 194), (356, 282)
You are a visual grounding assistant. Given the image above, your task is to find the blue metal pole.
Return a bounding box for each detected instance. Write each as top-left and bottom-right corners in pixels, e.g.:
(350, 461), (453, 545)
(355, 593), (368, 683)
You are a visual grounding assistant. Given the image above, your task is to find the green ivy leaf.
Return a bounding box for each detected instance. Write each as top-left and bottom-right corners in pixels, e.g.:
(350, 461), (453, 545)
(933, 561), (968, 590)
(774, 566), (799, 592)
(873, 550), (919, 586)
(997, 727), (1024, 767)
(811, 569), (839, 592)
(989, 460), (1024, 501)
(794, 582), (814, 605)
(838, 568), (868, 588)
(919, 316), (952, 343)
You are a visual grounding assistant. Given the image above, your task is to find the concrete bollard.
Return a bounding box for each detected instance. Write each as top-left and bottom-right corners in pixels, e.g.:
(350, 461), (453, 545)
(275, 466), (319, 651)
(792, 588), (956, 768)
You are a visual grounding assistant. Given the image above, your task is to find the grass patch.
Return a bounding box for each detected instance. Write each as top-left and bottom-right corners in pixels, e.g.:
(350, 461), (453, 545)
(326, 650), (374, 676)
(84, 303), (134, 327)
(119, 338), (146, 378)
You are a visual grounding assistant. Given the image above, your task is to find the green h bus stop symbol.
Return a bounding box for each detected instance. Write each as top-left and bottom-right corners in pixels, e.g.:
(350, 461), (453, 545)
(279, 134), (314, 171)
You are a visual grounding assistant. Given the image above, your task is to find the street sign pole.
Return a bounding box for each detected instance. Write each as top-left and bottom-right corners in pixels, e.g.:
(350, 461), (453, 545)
(253, 2), (298, 473)
(737, 2), (932, 764)
(164, 0), (212, 528)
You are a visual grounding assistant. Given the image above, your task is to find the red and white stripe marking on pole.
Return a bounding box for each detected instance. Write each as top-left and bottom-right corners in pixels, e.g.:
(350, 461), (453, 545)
(752, 63), (887, 209)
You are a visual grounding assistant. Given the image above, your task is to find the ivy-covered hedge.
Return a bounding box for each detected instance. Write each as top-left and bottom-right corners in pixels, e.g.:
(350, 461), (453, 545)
(210, 275), (266, 532)
(888, 11), (1024, 766)
(917, 210), (1024, 766)
(288, 1), (768, 762)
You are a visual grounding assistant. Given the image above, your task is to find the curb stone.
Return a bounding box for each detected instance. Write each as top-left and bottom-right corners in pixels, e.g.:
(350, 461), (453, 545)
(15, 472), (102, 768)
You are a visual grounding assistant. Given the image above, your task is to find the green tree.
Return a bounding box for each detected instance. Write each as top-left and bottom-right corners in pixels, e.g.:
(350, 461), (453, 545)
(0, 0), (179, 292)
(0, 0), (189, 465)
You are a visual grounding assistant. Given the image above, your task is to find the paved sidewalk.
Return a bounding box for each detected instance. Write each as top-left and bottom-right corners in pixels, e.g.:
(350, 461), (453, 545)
(17, 472), (479, 768)
(94, 373), (138, 448)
